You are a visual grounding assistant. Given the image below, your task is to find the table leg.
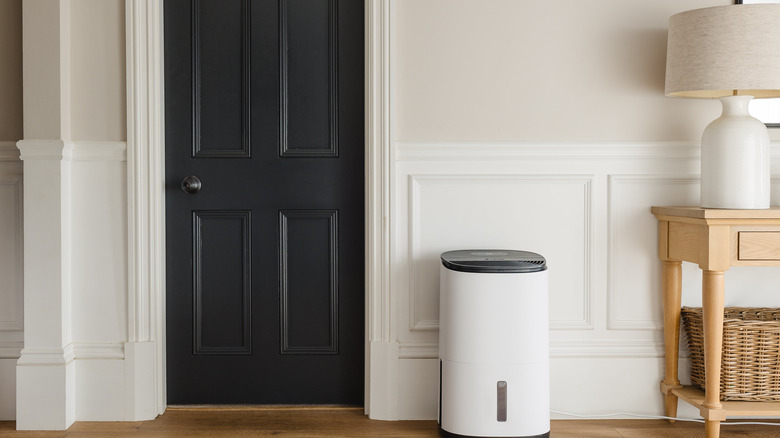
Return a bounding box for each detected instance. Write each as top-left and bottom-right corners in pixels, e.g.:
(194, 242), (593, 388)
(661, 260), (682, 421)
(705, 420), (721, 438)
(702, 270), (725, 437)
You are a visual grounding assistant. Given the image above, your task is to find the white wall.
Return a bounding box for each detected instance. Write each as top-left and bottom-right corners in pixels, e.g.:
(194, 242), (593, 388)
(389, 0), (780, 420)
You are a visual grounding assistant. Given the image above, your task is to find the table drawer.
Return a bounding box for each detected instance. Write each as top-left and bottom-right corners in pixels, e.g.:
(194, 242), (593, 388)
(739, 232), (780, 260)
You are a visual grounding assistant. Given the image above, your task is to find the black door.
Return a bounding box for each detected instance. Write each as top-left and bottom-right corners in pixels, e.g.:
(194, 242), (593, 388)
(164, 0), (364, 404)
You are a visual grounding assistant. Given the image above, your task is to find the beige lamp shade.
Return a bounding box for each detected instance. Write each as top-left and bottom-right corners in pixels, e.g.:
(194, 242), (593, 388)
(665, 4), (780, 99)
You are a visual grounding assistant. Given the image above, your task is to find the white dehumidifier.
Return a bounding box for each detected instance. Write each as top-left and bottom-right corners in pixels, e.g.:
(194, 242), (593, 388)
(439, 249), (549, 438)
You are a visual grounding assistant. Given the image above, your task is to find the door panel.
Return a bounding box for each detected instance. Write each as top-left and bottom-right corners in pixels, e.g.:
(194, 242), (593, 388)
(193, 210), (251, 355)
(280, 210), (338, 354)
(281, 0), (336, 156)
(165, 0), (364, 404)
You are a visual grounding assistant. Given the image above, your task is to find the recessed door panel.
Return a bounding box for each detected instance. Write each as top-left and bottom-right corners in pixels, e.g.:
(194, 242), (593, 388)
(193, 0), (250, 157)
(193, 211), (251, 354)
(280, 0), (337, 156)
(280, 210), (338, 354)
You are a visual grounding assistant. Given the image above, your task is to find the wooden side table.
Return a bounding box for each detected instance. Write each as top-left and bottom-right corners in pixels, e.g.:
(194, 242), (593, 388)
(652, 206), (780, 438)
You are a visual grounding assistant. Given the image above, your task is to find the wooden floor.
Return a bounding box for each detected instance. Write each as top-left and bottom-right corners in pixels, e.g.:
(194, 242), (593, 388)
(1, 407), (780, 437)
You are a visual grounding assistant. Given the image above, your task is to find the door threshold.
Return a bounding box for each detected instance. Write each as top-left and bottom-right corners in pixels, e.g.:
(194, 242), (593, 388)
(166, 405), (364, 411)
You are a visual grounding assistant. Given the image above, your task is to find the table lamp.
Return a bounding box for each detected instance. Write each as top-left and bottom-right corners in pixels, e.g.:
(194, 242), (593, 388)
(665, 4), (780, 209)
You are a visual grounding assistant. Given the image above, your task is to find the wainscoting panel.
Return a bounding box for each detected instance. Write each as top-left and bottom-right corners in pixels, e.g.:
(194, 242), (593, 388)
(406, 174), (593, 332)
(607, 175), (699, 330)
(390, 141), (780, 419)
(0, 176), (22, 332)
(0, 142), (22, 421)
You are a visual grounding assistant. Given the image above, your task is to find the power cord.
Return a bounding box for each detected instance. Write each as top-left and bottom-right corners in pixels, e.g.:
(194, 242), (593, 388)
(550, 409), (780, 427)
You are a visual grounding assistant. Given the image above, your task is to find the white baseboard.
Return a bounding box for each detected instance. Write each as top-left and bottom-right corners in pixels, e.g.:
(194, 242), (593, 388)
(367, 340), (399, 421)
(124, 341), (158, 421)
(16, 358), (75, 430)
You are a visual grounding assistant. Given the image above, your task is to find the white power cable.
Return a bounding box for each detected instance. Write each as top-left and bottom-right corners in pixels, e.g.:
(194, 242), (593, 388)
(551, 409), (780, 427)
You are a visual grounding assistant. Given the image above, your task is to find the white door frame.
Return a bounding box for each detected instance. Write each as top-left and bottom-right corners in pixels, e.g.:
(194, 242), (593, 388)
(125, 0), (393, 419)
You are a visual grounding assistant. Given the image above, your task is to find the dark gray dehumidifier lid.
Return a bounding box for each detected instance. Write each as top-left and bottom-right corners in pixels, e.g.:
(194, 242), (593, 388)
(440, 249), (547, 273)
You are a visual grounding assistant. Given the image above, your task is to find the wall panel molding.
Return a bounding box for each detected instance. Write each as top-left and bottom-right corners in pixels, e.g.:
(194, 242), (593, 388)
(607, 175), (699, 331)
(397, 340), (666, 359)
(0, 176), (23, 332)
(405, 173), (594, 332)
(396, 141), (703, 161)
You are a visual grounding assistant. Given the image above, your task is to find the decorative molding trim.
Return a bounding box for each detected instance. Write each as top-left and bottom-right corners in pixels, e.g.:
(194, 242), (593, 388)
(17, 344), (76, 366)
(0, 342), (24, 359)
(395, 141), (780, 162)
(607, 175), (699, 331)
(550, 340), (666, 358)
(72, 342), (125, 360)
(0, 177), (23, 331)
(17, 140), (74, 161)
(70, 142), (127, 162)
(406, 174), (594, 332)
(0, 141), (21, 162)
(396, 141), (702, 161)
(398, 342), (438, 359)
(365, 0), (392, 420)
(396, 340), (667, 359)
(126, 0), (166, 417)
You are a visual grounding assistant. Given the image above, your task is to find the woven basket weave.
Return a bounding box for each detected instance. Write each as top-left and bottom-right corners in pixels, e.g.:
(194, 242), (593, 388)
(681, 306), (780, 401)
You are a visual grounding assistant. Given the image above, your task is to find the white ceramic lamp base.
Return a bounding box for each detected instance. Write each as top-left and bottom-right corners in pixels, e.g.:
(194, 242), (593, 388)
(700, 95), (770, 209)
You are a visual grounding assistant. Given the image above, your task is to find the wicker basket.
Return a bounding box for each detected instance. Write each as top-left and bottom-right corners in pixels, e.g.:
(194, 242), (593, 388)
(681, 306), (780, 401)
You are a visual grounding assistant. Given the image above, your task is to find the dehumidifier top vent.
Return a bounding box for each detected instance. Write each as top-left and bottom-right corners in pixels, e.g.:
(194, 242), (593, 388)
(440, 249), (547, 274)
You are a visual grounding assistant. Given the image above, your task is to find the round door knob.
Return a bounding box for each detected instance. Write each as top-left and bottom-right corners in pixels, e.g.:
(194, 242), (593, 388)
(181, 176), (202, 194)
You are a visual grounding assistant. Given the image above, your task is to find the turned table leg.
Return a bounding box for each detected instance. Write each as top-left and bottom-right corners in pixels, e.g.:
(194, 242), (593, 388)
(661, 260), (682, 421)
(702, 270), (725, 438)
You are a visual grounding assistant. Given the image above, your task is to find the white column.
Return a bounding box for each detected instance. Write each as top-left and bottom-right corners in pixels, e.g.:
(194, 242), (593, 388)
(15, 0), (75, 430)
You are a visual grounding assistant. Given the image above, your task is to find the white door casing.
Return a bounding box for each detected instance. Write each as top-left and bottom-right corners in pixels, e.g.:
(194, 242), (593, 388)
(124, 0), (394, 420)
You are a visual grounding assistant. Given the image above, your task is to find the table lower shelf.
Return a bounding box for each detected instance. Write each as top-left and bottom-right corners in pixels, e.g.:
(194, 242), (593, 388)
(672, 386), (780, 420)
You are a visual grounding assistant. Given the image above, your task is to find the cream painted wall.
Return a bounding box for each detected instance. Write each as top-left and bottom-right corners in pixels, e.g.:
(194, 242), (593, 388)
(394, 0), (729, 143)
(0, 0), (23, 141)
(70, 0), (126, 142)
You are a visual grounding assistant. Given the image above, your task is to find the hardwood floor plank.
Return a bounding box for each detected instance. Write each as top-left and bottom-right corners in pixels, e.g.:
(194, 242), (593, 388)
(4, 410), (780, 437)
